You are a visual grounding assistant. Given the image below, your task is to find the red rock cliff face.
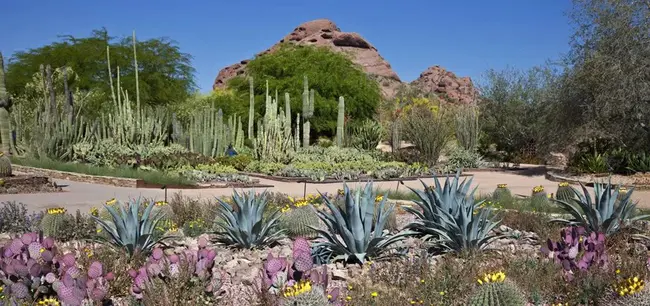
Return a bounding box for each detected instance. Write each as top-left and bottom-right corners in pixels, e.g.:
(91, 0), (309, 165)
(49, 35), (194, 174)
(213, 19), (476, 103)
(410, 66), (477, 104)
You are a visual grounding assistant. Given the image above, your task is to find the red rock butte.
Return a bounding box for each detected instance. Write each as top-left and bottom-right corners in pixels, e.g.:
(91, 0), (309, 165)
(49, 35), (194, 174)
(213, 19), (477, 103)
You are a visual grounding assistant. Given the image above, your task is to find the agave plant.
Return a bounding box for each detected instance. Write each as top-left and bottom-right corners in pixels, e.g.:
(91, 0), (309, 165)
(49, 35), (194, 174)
(551, 180), (650, 235)
(310, 182), (405, 264)
(403, 171), (502, 253)
(403, 170), (476, 233)
(92, 197), (167, 257)
(214, 189), (285, 249)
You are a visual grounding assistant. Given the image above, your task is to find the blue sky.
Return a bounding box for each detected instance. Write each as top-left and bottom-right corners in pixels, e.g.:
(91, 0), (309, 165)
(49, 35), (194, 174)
(2, 0), (574, 93)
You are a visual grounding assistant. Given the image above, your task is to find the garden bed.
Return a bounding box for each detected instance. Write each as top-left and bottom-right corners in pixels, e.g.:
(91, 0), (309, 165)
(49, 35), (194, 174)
(240, 171), (474, 184)
(0, 174), (63, 194)
(136, 180), (273, 189)
(546, 170), (650, 190)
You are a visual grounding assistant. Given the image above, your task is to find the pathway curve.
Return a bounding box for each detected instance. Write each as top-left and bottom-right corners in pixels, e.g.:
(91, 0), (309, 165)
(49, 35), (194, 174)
(2, 169), (650, 212)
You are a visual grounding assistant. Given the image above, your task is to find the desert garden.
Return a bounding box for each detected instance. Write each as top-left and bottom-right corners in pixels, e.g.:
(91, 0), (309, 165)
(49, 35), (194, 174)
(1, 0), (650, 305)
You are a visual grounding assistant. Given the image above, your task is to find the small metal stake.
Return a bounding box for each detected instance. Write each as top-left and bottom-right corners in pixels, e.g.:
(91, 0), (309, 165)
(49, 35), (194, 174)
(303, 181), (307, 199)
(161, 185), (167, 203)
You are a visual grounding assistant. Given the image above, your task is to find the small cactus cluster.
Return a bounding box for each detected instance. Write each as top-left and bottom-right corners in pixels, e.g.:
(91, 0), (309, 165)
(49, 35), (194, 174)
(555, 182), (576, 202)
(263, 238), (341, 305)
(540, 227), (608, 281)
(0, 153), (11, 177)
(129, 236), (222, 300)
(0, 233), (112, 305)
(469, 271), (526, 306)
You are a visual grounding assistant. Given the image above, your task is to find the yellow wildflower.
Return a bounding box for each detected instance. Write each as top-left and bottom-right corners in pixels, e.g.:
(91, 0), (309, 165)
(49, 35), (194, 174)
(154, 201), (168, 206)
(371, 292), (378, 297)
(105, 198), (117, 206)
(558, 182), (570, 187)
(532, 185), (545, 194)
(46, 208), (66, 215)
(90, 207), (99, 217)
(497, 184), (508, 188)
(477, 271), (506, 285)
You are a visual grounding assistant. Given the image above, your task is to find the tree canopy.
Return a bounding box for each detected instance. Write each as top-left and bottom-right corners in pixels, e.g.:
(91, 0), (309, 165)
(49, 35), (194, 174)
(226, 44), (382, 136)
(6, 28), (196, 107)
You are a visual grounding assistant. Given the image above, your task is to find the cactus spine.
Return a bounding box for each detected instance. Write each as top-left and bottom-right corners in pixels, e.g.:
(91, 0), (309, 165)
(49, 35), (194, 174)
(556, 183), (576, 203)
(279, 206), (320, 239)
(336, 96), (345, 147)
(302, 76), (314, 147)
(248, 77), (255, 139)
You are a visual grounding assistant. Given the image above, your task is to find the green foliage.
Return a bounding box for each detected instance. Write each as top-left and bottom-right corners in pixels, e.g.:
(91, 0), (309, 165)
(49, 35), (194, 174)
(403, 103), (454, 164)
(253, 82), (299, 163)
(446, 147), (484, 170)
(182, 219), (208, 238)
(455, 105), (480, 151)
(92, 198), (168, 257)
(468, 281), (527, 306)
(574, 152), (609, 173)
(213, 189), (285, 249)
(6, 28), (195, 109)
(227, 44), (381, 136)
(349, 119), (383, 151)
(279, 206), (320, 239)
(41, 209), (96, 242)
(215, 154), (253, 171)
(551, 180), (650, 235)
(0, 201), (41, 233)
(403, 171), (502, 253)
(311, 183), (405, 263)
(11, 156), (194, 186)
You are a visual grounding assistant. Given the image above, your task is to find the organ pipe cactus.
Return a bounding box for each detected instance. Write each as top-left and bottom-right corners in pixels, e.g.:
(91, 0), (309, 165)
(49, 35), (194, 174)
(248, 77), (255, 139)
(0, 52), (15, 155)
(302, 76), (314, 147)
(336, 96), (345, 147)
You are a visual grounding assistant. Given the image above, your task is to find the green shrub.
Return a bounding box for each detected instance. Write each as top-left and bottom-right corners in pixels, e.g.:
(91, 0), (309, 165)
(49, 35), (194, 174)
(182, 219), (208, 237)
(0, 201), (41, 233)
(446, 148), (484, 170)
(227, 44), (382, 137)
(349, 119), (383, 151)
(215, 154), (253, 171)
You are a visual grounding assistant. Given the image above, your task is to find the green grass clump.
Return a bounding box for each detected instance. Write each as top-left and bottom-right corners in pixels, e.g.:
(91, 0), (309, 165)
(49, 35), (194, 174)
(11, 157), (195, 186)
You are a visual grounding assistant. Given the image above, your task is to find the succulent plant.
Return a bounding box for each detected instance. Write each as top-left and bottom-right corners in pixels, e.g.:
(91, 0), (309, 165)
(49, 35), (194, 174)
(128, 236), (223, 301)
(92, 197), (168, 257)
(40, 208), (68, 239)
(310, 182), (405, 264)
(279, 206), (320, 239)
(213, 189), (285, 249)
(0, 154), (11, 177)
(468, 280), (526, 306)
(403, 171), (502, 253)
(540, 226), (608, 281)
(492, 184), (512, 202)
(556, 182), (576, 203)
(551, 180), (650, 235)
(280, 284), (330, 306)
(0, 232), (113, 305)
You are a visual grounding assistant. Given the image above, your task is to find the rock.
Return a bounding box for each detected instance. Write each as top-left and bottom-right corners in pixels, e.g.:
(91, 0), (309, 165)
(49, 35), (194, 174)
(329, 265), (348, 281)
(410, 66), (478, 104)
(546, 152), (568, 169)
(212, 19), (475, 101)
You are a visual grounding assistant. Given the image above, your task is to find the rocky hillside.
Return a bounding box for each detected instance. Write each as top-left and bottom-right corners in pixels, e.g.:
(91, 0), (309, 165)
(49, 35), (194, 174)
(213, 19), (477, 104)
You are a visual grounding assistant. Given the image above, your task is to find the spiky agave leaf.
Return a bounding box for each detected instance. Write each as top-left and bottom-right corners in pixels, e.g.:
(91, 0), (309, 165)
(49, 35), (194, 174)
(309, 182), (405, 264)
(92, 197), (168, 257)
(551, 178), (650, 235)
(401, 170), (477, 233)
(213, 189), (285, 249)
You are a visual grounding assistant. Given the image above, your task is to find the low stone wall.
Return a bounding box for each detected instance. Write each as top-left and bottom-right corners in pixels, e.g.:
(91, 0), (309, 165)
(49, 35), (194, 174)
(12, 165), (140, 188)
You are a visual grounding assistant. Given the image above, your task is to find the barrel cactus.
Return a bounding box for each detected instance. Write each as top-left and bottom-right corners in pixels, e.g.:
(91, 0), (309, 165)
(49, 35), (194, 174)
(603, 275), (648, 305)
(0, 152), (11, 177)
(556, 182), (575, 203)
(280, 284), (330, 306)
(469, 272), (526, 306)
(279, 205), (320, 239)
(40, 207), (68, 238)
(617, 186), (629, 204)
(492, 184), (512, 202)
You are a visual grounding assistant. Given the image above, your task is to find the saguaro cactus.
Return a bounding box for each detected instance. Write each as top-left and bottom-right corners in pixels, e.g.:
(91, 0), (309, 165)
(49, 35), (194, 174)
(336, 96), (345, 147)
(248, 77), (255, 139)
(0, 52), (13, 155)
(301, 76), (314, 147)
(284, 92), (291, 136)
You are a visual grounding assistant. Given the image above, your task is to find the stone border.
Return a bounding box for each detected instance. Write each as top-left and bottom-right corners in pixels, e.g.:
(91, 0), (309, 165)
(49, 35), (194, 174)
(545, 170), (650, 190)
(240, 172), (475, 184)
(13, 165), (140, 188)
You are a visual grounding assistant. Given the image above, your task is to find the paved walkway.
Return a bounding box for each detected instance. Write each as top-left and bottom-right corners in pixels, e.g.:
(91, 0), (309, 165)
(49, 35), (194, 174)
(2, 168), (650, 213)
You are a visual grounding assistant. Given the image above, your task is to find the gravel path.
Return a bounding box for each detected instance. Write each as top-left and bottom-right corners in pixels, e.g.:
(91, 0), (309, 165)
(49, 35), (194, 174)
(2, 167), (650, 212)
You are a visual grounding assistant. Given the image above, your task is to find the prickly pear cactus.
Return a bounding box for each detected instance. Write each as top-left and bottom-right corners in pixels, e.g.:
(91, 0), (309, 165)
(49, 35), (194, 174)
(556, 182), (576, 203)
(40, 208), (68, 238)
(280, 206), (320, 239)
(0, 152), (11, 177)
(280, 285), (330, 306)
(492, 184), (511, 202)
(469, 279), (526, 306)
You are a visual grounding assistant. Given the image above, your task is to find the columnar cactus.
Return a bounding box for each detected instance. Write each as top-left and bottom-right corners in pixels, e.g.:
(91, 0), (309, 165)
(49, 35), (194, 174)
(302, 76), (314, 147)
(248, 77), (255, 139)
(0, 52), (14, 155)
(336, 96), (345, 147)
(0, 152), (12, 177)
